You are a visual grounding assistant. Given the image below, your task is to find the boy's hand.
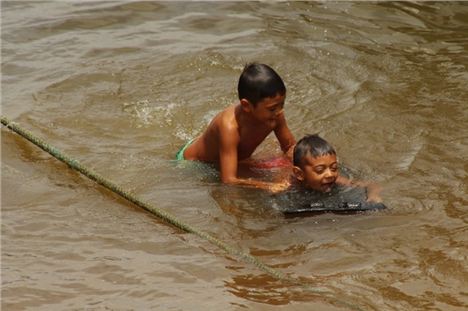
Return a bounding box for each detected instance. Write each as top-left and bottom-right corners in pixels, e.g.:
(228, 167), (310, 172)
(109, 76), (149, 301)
(269, 179), (290, 193)
(366, 183), (383, 203)
(367, 193), (383, 203)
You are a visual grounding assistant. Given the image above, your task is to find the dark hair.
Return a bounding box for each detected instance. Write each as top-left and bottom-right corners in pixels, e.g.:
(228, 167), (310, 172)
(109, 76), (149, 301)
(293, 134), (336, 168)
(238, 63), (286, 106)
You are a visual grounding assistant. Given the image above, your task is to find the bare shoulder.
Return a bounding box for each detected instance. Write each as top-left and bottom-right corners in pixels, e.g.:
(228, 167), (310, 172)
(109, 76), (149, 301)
(275, 112), (288, 127)
(216, 105), (239, 133)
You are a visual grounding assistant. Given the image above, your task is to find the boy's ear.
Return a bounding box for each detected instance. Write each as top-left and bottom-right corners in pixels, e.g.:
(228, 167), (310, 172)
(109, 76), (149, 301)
(240, 99), (253, 112)
(293, 166), (305, 181)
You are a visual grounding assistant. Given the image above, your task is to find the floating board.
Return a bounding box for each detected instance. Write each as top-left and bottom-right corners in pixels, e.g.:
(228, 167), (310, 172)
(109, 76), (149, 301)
(271, 184), (386, 214)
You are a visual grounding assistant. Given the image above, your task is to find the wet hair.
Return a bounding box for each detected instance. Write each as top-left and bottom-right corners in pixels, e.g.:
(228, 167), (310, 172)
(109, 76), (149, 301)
(293, 134), (336, 168)
(238, 63), (286, 106)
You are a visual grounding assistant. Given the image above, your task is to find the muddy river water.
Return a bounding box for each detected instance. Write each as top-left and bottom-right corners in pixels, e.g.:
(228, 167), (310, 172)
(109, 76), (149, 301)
(2, 1), (467, 310)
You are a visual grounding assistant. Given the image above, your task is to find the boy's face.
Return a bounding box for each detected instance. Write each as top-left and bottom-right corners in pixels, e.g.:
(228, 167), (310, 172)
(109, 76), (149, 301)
(294, 154), (339, 192)
(248, 93), (285, 127)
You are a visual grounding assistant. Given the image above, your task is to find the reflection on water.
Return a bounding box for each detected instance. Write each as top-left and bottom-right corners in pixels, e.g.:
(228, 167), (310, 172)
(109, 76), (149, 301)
(2, 1), (468, 311)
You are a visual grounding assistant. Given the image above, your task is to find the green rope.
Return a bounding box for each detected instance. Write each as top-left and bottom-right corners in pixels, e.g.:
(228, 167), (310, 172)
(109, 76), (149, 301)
(1, 116), (365, 311)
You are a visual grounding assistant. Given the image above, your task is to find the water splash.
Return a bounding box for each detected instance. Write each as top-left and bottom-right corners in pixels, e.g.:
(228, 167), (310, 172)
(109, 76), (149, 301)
(122, 99), (177, 128)
(122, 99), (153, 127)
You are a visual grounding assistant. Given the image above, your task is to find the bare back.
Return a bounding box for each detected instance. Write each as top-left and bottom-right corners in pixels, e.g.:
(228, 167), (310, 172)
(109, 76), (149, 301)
(183, 104), (274, 162)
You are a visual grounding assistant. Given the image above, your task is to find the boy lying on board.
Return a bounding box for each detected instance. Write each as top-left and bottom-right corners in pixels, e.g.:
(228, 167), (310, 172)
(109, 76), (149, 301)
(291, 134), (382, 201)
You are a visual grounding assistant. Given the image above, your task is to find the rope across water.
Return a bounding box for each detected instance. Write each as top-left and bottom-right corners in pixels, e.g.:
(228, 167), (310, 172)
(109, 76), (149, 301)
(1, 116), (365, 311)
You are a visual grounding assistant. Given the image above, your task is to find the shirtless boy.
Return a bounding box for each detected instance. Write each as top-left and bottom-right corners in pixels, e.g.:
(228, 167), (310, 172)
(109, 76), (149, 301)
(177, 63), (296, 191)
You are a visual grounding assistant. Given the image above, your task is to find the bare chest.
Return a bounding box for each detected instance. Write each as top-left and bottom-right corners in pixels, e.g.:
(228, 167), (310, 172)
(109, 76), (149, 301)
(237, 126), (273, 159)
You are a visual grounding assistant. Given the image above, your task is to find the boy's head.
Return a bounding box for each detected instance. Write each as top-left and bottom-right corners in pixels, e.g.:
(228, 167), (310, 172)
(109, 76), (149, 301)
(238, 63), (287, 127)
(238, 63), (286, 107)
(293, 134), (339, 192)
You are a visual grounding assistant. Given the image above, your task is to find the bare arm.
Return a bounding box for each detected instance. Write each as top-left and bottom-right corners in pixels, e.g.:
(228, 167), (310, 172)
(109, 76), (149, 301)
(274, 113), (296, 160)
(218, 125), (290, 192)
(336, 175), (383, 203)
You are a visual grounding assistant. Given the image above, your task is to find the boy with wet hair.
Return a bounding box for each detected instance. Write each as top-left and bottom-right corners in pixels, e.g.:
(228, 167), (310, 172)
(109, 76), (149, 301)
(178, 63), (296, 191)
(292, 134), (382, 202)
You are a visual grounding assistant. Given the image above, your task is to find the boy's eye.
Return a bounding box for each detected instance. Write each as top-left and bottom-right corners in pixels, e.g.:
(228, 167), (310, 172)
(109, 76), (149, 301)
(268, 103), (283, 112)
(314, 166), (325, 174)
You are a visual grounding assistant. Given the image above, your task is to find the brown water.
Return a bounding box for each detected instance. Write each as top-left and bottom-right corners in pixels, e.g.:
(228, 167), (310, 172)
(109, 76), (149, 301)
(2, 1), (467, 310)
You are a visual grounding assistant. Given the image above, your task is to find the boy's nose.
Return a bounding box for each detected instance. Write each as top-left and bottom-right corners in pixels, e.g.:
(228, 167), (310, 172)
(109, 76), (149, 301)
(324, 169), (334, 178)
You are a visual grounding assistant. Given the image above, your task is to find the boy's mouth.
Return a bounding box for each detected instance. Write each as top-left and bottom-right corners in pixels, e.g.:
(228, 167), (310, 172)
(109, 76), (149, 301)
(321, 181), (335, 192)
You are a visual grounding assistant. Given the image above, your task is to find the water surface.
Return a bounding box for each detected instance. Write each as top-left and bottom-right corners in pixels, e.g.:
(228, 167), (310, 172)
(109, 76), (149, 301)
(2, 1), (467, 310)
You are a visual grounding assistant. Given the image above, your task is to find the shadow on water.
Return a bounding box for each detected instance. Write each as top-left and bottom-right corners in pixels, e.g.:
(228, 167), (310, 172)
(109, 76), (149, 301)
(224, 274), (351, 309)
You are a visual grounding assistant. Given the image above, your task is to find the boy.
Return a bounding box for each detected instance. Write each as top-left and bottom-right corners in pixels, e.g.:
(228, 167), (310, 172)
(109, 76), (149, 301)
(291, 134), (382, 202)
(177, 63), (296, 191)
